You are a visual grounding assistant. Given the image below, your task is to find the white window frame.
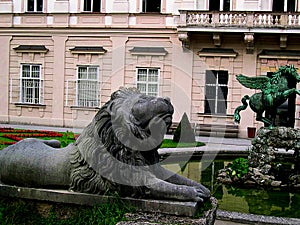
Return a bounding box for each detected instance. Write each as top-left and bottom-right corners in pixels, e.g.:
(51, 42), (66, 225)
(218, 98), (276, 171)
(82, 0), (101, 12)
(76, 65), (99, 107)
(136, 67), (160, 96)
(26, 0), (43, 12)
(205, 70), (228, 114)
(20, 64), (43, 104)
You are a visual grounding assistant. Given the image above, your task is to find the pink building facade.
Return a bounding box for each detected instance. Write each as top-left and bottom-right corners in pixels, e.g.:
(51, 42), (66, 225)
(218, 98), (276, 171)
(1, 0), (300, 137)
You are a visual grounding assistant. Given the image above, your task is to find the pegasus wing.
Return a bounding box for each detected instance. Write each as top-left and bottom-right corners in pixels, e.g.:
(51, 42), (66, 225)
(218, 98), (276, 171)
(236, 74), (270, 90)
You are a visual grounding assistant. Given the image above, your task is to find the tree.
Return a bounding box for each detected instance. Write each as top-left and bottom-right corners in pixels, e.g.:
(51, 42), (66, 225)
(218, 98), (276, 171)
(173, 112), (196, 143)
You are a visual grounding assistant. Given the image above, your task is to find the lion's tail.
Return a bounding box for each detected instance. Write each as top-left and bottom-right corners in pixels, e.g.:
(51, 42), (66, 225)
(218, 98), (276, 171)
(234, 95), (250, 124)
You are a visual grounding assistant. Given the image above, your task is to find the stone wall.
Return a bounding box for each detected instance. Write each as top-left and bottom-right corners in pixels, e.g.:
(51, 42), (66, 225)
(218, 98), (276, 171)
(218, 127), (300, 188)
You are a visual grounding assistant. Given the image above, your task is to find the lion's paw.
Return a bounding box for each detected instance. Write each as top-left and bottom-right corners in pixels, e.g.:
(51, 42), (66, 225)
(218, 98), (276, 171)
(188, 186), (207, 202)
(194, 184), (211, 199)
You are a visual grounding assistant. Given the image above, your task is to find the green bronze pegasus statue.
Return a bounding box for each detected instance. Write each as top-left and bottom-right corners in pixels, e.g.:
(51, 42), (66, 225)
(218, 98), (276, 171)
(234, 65), (300, 127)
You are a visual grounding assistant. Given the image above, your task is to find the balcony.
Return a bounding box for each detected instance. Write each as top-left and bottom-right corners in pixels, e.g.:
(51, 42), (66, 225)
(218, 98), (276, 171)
(178, 10), (300, 33)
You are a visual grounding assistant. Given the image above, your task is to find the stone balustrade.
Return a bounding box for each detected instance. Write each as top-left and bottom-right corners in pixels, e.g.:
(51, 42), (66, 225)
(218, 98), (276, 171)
(180, 10), (300, 28)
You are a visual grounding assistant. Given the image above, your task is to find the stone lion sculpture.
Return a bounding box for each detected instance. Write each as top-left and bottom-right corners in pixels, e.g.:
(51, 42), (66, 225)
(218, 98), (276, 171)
(0, 87), (210, 203)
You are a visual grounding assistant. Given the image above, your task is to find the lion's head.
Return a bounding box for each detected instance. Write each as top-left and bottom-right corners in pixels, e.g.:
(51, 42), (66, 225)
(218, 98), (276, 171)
(107, 87), (174, 155)
(70, 87), (174, 195)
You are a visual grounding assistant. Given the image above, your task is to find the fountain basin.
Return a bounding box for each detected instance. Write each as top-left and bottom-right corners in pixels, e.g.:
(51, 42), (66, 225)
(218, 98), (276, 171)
(161, 156), (300, 219)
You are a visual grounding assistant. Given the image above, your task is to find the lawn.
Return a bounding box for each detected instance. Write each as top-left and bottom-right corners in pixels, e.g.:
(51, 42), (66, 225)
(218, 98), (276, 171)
(0, 128), (76, 150)
(160, 139), (205, 148)
(0, 127), (204, 150)
(0, 194), (134, 225)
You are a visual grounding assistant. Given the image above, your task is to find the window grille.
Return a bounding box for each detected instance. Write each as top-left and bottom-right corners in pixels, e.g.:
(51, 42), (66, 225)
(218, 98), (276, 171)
(136, 68), (159, 96)
(76, 66), (100, 107)
(19, 64), (43, 104)
(205, 70), (228, 114)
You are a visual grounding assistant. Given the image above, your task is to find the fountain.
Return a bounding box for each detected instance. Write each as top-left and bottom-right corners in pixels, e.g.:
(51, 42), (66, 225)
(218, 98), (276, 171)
(217, 126), (300, 188)
(218, 65), (300, 189)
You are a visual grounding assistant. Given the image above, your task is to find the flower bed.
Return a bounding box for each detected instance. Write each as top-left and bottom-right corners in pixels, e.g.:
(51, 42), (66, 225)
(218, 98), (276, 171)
(0, 128), (74, 149)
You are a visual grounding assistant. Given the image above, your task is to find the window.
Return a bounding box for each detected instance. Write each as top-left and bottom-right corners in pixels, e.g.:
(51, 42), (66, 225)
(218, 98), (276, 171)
(77, 66), (99, 107)
(20, 64), (42, 104)
(287, 0), (296, 12)
(205, 70), (228, 114)
(272, 0), (284, 12)
(83, 0), (101, 12)
(142, 0), (161, 13)
(27, 0), (43, 12)
(137, 68), (159, 96)
(272, 0), (296, 12)
(209, 0), (220, 11)
(223, 0), (230, 11)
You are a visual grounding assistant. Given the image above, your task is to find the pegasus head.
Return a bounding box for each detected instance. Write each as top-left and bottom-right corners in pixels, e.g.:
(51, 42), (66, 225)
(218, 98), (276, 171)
(288, 65), (300, 82)
(280, 64), (300, 82)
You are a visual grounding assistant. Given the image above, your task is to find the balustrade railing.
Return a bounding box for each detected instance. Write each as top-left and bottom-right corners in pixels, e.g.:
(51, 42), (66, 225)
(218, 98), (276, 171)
(288, 14), (300, 25)
(180, 10), (300, 28)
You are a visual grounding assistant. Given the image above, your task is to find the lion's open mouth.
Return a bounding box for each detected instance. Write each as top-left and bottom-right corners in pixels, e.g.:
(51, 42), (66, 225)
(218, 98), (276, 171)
(155, 113), (172, 130)
(138, 113), (172, 149)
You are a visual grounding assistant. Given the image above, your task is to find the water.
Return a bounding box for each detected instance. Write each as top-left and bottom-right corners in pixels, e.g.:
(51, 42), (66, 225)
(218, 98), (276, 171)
(162, 159), (300, 218)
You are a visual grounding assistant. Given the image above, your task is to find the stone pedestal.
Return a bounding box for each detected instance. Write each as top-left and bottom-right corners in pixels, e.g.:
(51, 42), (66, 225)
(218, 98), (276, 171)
(0, 184), (217, 224)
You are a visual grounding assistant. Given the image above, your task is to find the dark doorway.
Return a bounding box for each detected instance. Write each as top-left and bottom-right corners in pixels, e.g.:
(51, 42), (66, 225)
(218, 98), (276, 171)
(265, 72), (296, 127)
(272, 0), (284, 12)
(223, 0), (230, 11)
(209, 0), (220, 11)
(287, 0), (296, 12)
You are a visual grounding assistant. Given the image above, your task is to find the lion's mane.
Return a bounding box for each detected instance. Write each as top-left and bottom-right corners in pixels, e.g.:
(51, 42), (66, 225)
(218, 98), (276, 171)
(69, 88), (172, 197)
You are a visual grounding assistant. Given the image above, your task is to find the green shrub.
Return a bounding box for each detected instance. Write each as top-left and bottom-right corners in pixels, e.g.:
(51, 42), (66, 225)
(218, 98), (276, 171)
(160, 139), (204, 148)
(228, 158), (249, 178)
(60, 131), (75, 147)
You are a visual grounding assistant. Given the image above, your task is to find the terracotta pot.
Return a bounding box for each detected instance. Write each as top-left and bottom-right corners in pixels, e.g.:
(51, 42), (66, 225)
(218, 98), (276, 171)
(247, 127), (256, 138)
